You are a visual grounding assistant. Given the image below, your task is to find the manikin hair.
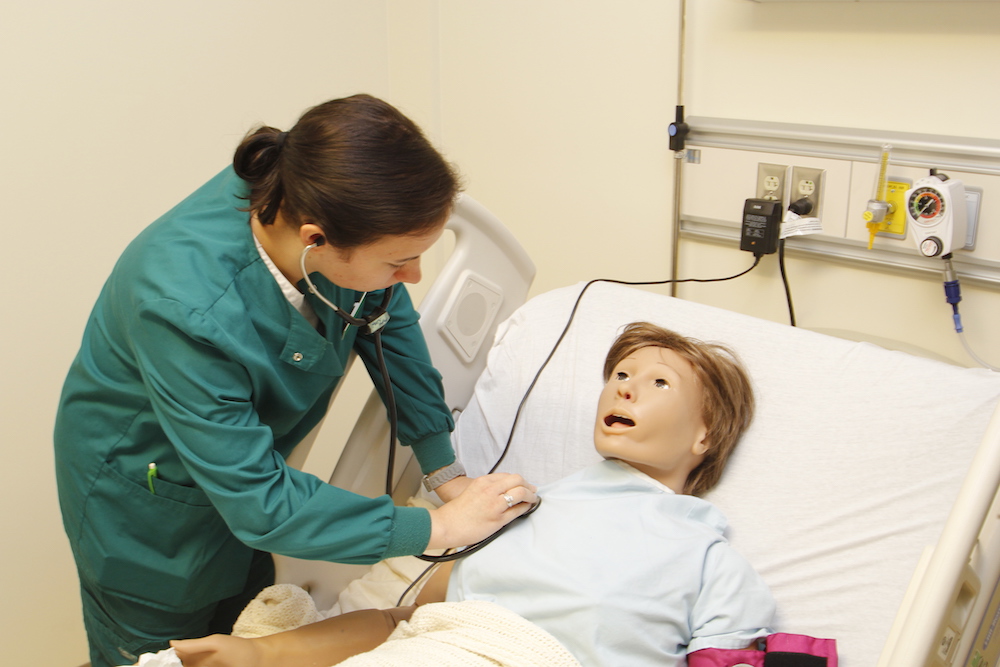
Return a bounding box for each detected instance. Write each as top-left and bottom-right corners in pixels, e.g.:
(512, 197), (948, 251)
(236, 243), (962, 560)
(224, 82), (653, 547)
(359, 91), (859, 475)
(233, 94), (461, 249)
(603, 322), (755, 496)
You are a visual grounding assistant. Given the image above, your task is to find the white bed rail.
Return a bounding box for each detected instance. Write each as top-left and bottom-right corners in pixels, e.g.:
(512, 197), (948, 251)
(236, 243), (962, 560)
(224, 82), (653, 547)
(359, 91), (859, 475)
(879, 399), (1000, 667)
(275, 194), (535, 610)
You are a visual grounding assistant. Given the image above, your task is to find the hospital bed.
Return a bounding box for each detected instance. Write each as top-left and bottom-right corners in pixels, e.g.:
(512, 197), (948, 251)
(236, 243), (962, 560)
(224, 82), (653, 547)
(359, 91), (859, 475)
(278, 196), (1000, 667)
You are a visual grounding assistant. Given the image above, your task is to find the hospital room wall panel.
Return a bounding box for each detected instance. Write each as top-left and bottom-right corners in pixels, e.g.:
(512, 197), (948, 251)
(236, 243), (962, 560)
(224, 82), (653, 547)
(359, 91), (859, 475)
(3, 2), (398, 664)
(681, 140), (1000, 269)
(673, 0), (1000, 367)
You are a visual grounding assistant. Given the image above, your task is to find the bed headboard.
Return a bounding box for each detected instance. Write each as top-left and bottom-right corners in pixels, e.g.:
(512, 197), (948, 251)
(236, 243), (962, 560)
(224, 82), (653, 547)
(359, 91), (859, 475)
(453, 281), (1000, 666)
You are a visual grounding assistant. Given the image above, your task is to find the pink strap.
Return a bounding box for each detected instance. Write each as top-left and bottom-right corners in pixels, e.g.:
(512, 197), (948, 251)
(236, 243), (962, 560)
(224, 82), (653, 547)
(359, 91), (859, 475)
(688, 633), (837, 667)
(766, 633), (838, 666)
(688, 647), (763, 667)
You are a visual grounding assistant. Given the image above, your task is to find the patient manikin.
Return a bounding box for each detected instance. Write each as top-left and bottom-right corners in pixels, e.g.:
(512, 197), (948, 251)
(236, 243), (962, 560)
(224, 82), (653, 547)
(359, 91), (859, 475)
(172, 322), (775, 667)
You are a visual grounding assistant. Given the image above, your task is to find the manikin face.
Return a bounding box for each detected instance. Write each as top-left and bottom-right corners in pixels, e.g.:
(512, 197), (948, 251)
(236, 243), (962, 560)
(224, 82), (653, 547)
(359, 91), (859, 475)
(594, 345), (710, 493)
(313, 224), (445, 292)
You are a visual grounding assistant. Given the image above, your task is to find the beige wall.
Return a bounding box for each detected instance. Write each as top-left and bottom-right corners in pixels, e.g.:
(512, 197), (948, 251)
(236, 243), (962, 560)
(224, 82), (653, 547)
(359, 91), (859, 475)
(434, 2), (680, 292)
(1, 2), (397, 663)
(5, 0), (1000, 663)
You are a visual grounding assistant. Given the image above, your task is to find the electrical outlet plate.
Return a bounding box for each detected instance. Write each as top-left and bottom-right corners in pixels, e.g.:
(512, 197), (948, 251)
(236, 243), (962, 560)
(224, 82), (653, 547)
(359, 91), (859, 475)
(790, 166), (824, 219)
(756, 163), (787, 206)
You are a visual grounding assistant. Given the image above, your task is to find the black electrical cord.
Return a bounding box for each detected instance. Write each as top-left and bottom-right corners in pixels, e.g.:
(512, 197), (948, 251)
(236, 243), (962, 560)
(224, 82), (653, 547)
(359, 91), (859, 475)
(392, 256), (765, 599)
(778, 197), (815, 329)
(396, 558), (446, 607)
(778, 239), (796, 327)
(486, 257), (763, 474)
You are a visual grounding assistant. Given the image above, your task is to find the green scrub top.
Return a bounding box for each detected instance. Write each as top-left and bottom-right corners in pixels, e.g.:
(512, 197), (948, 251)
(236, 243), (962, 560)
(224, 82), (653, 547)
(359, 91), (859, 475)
(54, 167), (455, 613)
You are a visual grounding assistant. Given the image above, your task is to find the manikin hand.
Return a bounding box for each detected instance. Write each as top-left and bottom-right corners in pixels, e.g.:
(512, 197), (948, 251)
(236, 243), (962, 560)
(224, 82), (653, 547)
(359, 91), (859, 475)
(171, 634), (262, 667)
(426, 472), (537, 551)
(171, 606), (414, 667)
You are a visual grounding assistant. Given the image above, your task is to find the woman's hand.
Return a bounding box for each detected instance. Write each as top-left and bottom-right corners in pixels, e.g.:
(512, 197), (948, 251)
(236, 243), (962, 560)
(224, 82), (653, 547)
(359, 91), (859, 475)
(426, 473), (538, 550)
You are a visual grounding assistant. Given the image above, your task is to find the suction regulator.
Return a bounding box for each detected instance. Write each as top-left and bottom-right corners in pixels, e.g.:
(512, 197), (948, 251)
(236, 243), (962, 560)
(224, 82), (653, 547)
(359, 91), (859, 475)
(905, 172), (967, 258)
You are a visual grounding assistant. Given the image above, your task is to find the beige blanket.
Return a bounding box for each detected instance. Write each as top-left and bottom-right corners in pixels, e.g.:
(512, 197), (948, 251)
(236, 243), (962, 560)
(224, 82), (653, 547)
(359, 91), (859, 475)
(232, 584), (580, 667)
(337, 600), (581, 667)
(233, 583), (325, 638)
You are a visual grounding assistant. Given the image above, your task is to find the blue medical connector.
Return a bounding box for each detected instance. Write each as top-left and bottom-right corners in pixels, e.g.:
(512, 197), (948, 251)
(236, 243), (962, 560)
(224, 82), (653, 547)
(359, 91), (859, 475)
(940, 256), (1000, 371)
(942, 255), (963, 333)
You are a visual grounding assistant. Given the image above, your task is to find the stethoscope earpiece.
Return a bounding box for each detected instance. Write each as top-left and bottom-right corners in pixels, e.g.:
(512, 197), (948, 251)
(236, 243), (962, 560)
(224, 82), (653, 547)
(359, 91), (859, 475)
(298, 242), (392, 335)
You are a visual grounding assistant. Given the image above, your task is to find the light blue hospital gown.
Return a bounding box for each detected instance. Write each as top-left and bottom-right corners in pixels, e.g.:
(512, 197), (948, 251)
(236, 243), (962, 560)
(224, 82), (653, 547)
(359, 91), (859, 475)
(446, 459), (775, 666)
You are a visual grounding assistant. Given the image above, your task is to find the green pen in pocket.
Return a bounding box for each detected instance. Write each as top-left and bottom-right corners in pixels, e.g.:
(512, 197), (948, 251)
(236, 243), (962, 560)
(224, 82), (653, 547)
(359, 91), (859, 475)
(147, 462), (158, 494)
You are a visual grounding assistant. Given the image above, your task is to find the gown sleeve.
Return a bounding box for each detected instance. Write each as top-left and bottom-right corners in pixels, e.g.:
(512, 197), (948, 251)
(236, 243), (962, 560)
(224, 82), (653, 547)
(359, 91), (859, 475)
(687, 541), (776, 653)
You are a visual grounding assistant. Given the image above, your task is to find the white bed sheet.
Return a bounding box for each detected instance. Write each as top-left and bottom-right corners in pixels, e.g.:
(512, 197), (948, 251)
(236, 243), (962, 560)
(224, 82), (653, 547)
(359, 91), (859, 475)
(452, 281), (1000, 666)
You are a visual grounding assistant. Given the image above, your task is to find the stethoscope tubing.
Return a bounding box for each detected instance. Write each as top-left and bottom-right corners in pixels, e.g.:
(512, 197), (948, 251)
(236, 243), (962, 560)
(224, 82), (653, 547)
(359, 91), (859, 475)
(299, 241), (398, 491)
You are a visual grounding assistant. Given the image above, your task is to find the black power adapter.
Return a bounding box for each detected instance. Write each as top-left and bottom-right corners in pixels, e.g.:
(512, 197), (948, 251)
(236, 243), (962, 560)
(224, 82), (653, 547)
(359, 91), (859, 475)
(741, 198), (782, 256)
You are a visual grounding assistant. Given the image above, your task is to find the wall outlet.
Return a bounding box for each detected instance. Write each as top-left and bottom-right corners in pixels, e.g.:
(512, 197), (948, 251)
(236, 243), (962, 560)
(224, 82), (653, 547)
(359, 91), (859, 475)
(790, 166), (824, 219)
(756, 163), (788, 206)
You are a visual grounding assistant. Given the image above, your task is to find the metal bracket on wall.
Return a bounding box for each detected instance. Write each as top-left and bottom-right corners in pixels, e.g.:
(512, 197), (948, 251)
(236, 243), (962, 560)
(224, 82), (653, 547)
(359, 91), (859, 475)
(679, 117), (1000, 288)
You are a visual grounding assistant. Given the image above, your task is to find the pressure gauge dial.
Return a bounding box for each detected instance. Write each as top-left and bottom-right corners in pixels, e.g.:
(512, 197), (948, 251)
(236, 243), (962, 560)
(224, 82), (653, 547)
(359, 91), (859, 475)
(908, 187), (945, 224)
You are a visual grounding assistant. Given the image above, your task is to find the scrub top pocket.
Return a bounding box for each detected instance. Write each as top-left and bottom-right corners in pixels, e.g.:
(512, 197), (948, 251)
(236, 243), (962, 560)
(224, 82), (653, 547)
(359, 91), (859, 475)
(78, 460), (253, 613)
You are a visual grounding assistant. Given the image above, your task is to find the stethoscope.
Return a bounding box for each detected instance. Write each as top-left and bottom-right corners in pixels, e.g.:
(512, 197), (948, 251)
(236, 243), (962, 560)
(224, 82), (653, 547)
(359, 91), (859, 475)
(300, 236), (540, 568)
(300, 238), (399, 494)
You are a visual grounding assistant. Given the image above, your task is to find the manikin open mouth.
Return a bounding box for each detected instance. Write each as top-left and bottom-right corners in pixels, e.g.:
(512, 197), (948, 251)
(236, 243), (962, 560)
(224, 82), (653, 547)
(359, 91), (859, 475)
(605, 414), (635, 427)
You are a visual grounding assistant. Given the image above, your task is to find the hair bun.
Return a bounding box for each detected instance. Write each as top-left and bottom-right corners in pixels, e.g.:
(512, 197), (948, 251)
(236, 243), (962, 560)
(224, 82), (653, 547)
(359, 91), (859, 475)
(233, 126), (285, 184)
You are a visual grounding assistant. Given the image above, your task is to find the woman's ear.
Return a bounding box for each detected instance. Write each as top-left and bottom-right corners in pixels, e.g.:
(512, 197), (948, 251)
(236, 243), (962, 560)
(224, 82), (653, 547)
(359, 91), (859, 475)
(298, 222), (326, 247)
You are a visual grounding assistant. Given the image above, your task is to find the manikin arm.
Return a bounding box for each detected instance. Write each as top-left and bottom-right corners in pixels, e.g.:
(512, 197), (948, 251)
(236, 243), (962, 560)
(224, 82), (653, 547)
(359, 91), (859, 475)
(171, 564), (455, 667)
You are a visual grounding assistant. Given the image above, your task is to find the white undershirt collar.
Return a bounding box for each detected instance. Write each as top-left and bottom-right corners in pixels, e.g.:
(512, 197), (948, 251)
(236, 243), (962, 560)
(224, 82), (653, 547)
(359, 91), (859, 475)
(253, 234), (319, 328)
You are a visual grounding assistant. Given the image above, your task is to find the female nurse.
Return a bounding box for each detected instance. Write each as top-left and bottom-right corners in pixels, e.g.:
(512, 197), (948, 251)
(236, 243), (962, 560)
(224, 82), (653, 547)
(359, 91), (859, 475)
(53, 94), (537, 667)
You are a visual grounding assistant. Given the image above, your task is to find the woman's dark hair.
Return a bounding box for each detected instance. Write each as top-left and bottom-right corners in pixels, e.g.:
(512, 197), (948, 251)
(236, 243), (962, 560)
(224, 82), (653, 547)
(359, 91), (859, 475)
(233, 94), (461, 248)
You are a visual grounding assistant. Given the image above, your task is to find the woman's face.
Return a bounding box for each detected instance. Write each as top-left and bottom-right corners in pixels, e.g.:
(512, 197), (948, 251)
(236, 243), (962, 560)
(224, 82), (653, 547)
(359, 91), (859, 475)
(316, 223), (445, 292)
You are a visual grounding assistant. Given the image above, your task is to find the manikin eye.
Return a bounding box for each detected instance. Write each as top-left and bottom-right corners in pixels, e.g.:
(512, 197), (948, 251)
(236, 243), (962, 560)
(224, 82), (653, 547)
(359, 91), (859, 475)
(615, 372), (629, 381)
(654, 378), (669, 389)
